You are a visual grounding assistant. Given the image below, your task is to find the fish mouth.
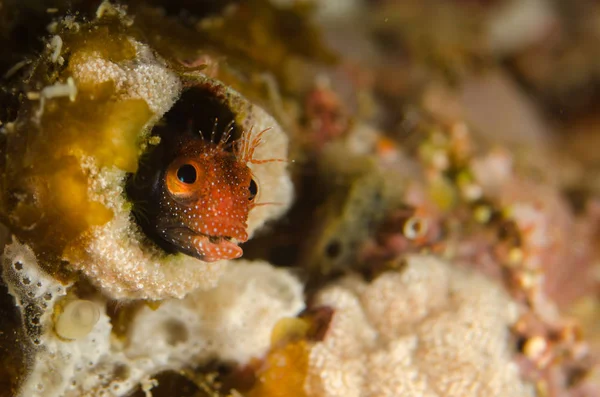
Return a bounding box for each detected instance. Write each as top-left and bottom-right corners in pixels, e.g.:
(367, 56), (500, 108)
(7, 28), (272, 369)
(163, 225), (239, 243)
(161, 226), (243, 262)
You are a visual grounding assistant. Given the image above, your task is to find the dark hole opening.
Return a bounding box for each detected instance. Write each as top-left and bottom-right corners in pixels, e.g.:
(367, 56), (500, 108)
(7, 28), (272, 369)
(126, 86), (241, 256)
(325, 240), (342, 258)
(152, 86), (241, 148)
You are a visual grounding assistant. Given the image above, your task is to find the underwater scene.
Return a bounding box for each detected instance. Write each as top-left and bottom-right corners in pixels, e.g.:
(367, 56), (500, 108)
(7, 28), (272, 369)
(1, 0), (600, 396)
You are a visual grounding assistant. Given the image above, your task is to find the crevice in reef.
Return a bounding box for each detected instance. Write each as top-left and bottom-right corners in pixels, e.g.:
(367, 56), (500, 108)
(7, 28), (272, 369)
(126, 86), (243, 256)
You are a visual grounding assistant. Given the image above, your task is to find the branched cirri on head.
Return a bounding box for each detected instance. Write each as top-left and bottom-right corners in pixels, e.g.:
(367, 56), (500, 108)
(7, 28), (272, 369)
(130, 121), (280, 262)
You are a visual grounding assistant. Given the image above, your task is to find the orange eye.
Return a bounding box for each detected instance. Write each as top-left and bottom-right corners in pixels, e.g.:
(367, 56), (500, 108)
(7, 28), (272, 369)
(166, 160), (203, 199)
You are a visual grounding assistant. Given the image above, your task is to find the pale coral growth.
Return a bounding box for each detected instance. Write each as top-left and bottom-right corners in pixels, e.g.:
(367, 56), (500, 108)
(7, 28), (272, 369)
(304, 255), (535, 397)
(236, 98), (294, 239)
(70, 160), (230, 300)
(2, 251), (304, 397)
(69, 43), (181, 117)
(2, 240), (112, 397)
(126, 260), (305, 366)
(486, 0), (557, 55)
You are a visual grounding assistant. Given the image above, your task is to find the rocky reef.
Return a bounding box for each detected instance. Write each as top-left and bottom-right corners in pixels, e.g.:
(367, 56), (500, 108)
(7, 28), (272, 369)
(0, 1), (599, 396)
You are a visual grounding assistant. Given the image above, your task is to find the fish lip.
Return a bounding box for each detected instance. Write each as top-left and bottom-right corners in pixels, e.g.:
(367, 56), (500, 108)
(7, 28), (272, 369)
(163, 225), (239, 244)
(159, 225), (243, 262)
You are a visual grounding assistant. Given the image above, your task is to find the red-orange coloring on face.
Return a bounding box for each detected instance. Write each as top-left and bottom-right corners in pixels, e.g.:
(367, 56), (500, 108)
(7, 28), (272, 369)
(157, 126), (279, 262)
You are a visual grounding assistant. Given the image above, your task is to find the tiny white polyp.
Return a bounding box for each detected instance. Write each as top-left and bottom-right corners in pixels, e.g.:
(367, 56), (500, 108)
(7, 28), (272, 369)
(55, 300), (101, 340)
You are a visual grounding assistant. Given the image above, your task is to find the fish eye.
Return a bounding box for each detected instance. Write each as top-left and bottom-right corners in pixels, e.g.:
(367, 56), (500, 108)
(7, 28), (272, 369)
(177, 164), (197, 184)
(164, 160), (202, 200)
(248, 178), (258, 201)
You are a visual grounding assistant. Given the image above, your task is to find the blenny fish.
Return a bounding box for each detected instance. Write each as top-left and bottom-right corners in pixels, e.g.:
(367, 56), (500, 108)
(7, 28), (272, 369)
(129, 123), (275, 262)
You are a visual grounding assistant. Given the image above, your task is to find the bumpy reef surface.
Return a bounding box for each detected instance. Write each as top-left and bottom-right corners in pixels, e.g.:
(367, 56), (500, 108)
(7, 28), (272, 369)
(1, 1), (600, 396)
